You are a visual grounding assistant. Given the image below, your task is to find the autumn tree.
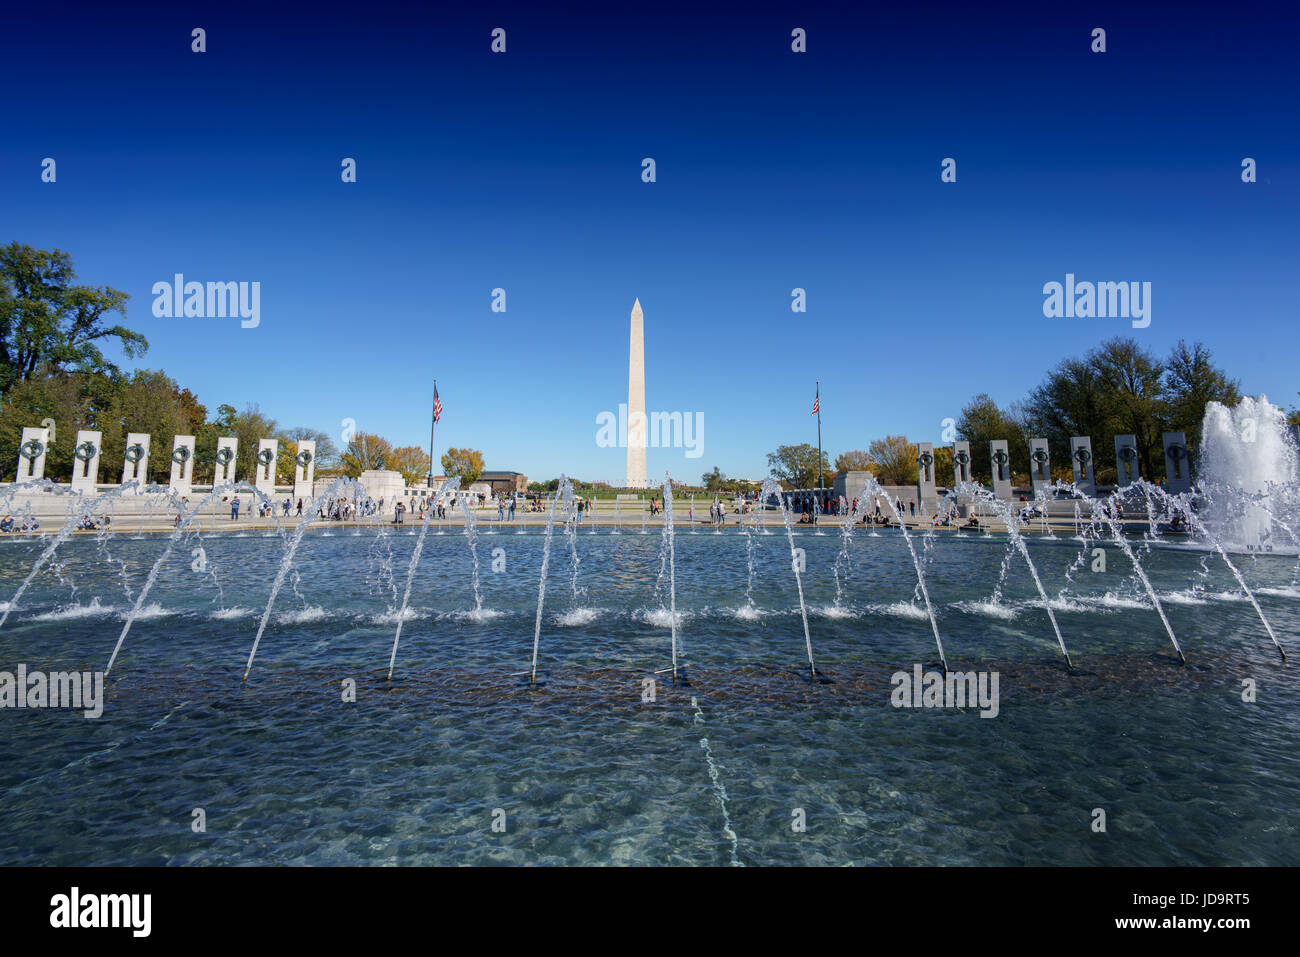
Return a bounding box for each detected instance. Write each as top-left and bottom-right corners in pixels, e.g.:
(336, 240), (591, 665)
(865, 435), (918, 486)
(441, 447), (484, 486)
(388, 446), (432, 486)
(834, 450), (872, 473)
(340, 431), (394, 477)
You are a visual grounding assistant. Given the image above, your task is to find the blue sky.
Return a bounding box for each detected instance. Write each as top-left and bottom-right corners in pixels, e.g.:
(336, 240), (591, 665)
(3, 1), (1296, 482)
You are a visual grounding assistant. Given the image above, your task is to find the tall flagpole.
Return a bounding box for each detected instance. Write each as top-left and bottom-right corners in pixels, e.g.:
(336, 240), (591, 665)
(816, 381), (823, 498)
(428, 379), (437, 487)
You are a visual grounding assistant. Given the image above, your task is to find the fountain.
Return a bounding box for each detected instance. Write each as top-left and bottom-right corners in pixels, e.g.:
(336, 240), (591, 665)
(759, 478), (818, 681)
(1199, 395), (1299, 552)
(387, 476), (461, 680)
(528, 476), (570, 684)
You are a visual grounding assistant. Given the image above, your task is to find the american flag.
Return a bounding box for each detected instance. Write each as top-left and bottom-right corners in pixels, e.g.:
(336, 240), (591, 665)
(433, 386), (443, 423)
(811, 391), (820, 416)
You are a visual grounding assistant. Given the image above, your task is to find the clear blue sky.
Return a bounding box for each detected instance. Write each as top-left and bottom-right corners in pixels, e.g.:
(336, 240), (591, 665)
(3, 1), (1296, 482)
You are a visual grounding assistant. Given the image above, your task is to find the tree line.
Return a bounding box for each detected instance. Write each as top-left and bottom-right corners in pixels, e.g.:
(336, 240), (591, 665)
(764, 337), (1287, 489)
(0, 242), (448, 487)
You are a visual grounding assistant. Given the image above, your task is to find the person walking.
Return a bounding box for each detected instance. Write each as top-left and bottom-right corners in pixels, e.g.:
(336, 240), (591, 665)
(508, 495), (516, 521)
(231, 497), (240, 520)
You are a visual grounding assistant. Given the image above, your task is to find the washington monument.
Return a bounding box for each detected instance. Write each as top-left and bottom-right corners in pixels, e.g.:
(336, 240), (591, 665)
(626, 298), (646, 488)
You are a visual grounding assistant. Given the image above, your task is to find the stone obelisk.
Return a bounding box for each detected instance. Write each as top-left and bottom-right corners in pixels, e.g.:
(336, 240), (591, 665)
(626, 298), (647, 489)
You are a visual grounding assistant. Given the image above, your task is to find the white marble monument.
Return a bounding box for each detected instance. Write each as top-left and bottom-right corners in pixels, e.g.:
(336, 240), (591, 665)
(71, 430), (102, 495)
(916, 442), (937, 513)
(215, 437), (238, 485)
(170, 435), (196, 496)
(1069, 436), (1095, 496)
(1029, 437), (1052, 495)
(293, 440), (316, 503)
(989, 440), (1012, 500)
(1162, 432), (1191, 494)
(1114, 434), (1139, 487)
(626, 298), (646, 489)
(16, 426), (50, 482)
(254, 439), (278, 497)
(951, 440), (972, 486)
(122, 432), (151, 493)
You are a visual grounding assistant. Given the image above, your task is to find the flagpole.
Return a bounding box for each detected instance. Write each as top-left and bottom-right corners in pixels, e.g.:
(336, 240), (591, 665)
(428, 379), (437, 487)
(816, 381), (823, 499)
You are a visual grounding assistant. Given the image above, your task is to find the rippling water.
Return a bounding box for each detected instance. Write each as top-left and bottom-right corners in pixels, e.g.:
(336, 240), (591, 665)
(0, 524), (1297, 865)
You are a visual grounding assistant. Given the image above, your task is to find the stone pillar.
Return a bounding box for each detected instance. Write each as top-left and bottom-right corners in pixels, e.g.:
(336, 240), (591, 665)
(255, 439), (279, 497)
(122, 433), (151, 493)
(16, 426), (50, 482)
(1162, 432), (1192, 494)
(293, 440), (316, 504)
(1113, 434), (1139, 487)
(989, 440), (1012, 500)
(1029, 437), (1051, 495)
(214, 437), (238, 486)
(625, 298), (647, 489)
(170, 435), (196, 495)
(951, 440), (972, 486)
(71, 430), (103, 495)
(1069, 436), (1095, 496)
(916, 442), (937, 514)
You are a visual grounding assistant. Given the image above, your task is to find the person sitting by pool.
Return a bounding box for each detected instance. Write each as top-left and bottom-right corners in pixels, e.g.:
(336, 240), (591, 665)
(21, 516), (39, 532)
(0, 515), (12, 533)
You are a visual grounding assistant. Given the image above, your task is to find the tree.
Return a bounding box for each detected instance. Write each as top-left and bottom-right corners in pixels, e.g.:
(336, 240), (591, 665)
(765, 443), (830, 489)
(865, 435), (918, 486)
(281, 426), (340, 469)
(388, 446), (432, 486)
(702, 466), (726, 491)
(0, 242), (147, 395)
(1162, 340), (1241, 457)
(1089, 337), (1165, 481)
(0, 371), (96, 481)
(441, 447), (484, 486)
(956, 394), (1029, 485)
(207, 403), (280, 484)
(340, 432), (394, 477)
(106, 369), (209, 483)
(834, 450), (872, 473)
(1024, 357), (1111, 477)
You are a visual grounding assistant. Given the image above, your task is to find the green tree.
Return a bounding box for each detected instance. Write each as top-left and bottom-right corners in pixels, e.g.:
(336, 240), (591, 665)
(1162, 340), (1241, 458)
(101, 369), (208, 484)
(0, 242), (147, 395)
(701, 466), (726, 491)
(765, 443), (830, 489)
(0, 371), (97, 481)
(1024, 356), (1111, 475)
(1089, 337), (1165, 482)
(281, 426), (340, 469)
(956, 394), (1030, 485)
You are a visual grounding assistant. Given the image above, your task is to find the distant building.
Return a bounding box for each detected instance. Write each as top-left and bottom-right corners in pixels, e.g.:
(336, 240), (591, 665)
(479, 470), (528, 495)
